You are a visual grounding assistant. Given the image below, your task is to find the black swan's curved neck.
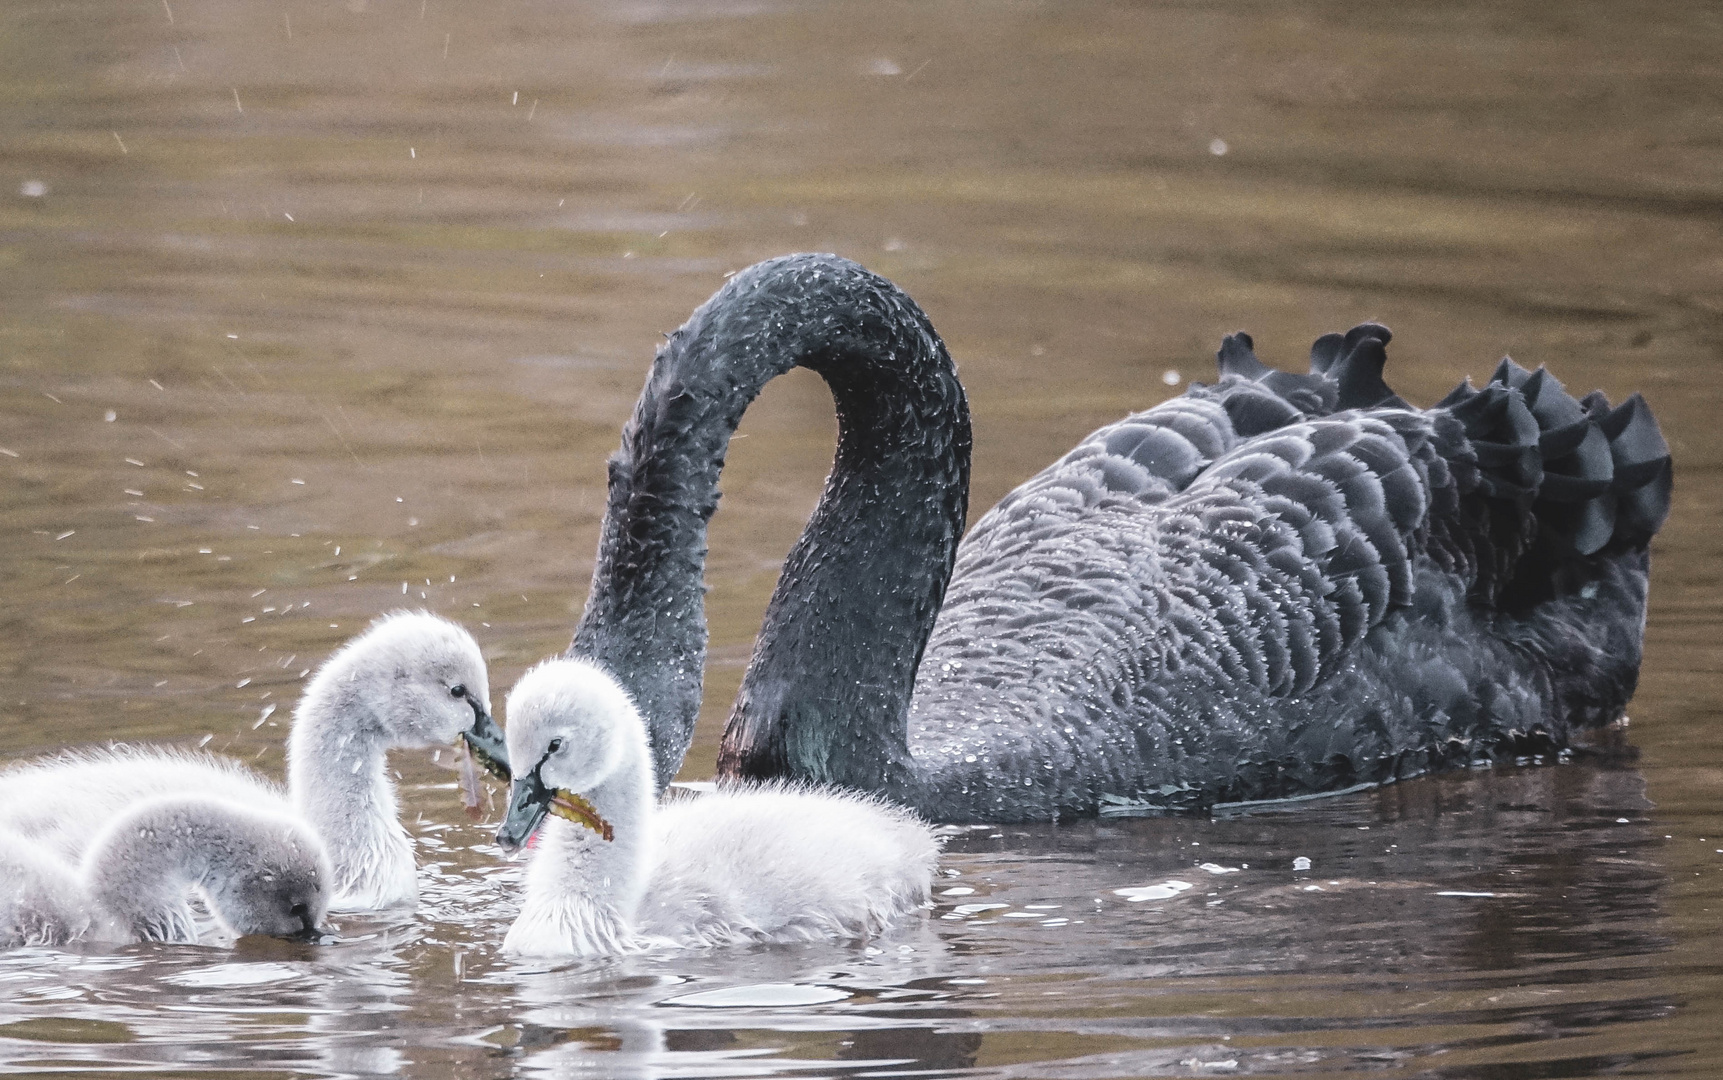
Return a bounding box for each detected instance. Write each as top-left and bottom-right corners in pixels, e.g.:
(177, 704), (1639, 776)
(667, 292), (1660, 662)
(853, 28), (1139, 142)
(569, 254), (970, 792)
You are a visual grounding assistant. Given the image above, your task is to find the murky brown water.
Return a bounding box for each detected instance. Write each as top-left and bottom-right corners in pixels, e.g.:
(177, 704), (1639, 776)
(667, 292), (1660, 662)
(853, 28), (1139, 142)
(3, 0), (1722, 1076)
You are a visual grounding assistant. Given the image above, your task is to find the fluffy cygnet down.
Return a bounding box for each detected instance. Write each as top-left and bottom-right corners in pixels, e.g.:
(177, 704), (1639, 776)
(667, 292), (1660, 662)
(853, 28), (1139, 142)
(0, 612), (507, 911)
(495, 658), (940, 957)
(0, 795), (329, 949)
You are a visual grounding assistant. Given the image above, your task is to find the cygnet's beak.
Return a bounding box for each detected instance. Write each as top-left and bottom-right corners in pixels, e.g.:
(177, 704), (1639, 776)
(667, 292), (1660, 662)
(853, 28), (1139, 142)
(461, 700), (511, 781)
(286, 923), (332, 943)
(495, 772), (614, 854)
(495, 773), (553, 854)
(285, 904), (330, 943)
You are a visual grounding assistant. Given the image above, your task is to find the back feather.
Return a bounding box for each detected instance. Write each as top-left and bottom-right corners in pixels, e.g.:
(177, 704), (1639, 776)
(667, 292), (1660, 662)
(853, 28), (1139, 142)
(910, 322), (1671, 816)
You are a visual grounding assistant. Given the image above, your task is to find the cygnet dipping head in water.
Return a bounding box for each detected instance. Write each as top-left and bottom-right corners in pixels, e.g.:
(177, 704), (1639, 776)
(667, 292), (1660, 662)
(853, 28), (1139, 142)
(496, 659), (938, 958)
(141, 801), (330, 941)
(0, 796), (330, 948)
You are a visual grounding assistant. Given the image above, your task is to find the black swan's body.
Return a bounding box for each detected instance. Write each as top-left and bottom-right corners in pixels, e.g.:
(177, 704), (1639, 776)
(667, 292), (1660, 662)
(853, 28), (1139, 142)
(567, 254), (1670, 821)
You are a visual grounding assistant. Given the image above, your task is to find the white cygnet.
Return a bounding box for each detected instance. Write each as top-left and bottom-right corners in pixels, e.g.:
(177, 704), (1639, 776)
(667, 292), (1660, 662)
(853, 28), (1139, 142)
(495, 658), (940, 958)
(0, 612), (503, 911)
(0, 795), (329, 949)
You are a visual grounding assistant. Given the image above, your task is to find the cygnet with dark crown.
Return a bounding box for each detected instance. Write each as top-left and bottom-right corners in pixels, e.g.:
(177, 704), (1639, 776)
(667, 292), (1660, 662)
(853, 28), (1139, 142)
(0, 795), (329, 948)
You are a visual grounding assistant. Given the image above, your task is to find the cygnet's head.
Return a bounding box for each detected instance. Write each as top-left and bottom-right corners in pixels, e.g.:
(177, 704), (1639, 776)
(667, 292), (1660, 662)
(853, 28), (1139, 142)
(89, 798), (333, 941)
(494, 658), (644, 853)
(311, 611), (509, 777)
(201, 811), (333, 939)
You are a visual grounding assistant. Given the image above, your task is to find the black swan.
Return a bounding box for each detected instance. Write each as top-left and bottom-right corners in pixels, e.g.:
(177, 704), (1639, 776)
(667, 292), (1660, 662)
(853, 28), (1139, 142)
(565, 253), (1670, 821)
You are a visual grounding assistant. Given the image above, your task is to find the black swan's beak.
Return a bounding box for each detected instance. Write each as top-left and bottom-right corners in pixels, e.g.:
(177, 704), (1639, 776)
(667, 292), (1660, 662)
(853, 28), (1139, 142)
(461, 701), (511, 781)
(495, 773), (553, 854)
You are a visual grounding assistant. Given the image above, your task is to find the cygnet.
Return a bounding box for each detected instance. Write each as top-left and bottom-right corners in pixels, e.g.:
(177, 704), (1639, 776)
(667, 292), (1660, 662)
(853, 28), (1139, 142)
(495, 658), (939, 957)
(0, 612), (508, 910)
(0, 795), (328, 948)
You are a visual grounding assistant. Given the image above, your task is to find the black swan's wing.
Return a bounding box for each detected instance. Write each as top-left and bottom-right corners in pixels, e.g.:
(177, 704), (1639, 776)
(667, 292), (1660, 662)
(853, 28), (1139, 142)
(907, 330), (1669, 820)
(960, 326), (1390, 553)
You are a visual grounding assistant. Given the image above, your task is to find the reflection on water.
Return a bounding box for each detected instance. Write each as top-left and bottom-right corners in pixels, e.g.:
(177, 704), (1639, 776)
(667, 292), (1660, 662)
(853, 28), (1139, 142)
(3, 0), (1722, 1076)
(0, 764), (1683, 1076)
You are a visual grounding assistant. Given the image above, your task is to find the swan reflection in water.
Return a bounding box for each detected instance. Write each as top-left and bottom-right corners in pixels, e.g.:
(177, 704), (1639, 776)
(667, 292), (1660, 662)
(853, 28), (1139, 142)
(0, 754), (1667, 1076)
(491, 756), (1667, 1079)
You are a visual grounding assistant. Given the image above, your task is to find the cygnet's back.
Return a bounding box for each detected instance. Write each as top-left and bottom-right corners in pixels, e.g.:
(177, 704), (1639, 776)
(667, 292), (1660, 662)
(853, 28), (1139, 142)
(87, 795), (330, 943)
(0, 796), (330, 948)
(642, 783), (939, 948)
(0, 747), (282, 864)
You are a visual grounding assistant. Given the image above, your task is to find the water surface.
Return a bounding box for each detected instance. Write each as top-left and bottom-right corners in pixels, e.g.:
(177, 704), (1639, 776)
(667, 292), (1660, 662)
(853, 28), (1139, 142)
(2, 1), (1721, 1076)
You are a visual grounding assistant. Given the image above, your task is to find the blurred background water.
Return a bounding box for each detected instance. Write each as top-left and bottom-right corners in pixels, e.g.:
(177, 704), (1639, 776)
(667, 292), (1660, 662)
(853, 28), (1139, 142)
(1, 1), (1721, 1076)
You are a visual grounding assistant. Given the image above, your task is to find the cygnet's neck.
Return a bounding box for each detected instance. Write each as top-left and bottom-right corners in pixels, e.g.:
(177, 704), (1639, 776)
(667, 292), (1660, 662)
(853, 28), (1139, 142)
(508, 733), (656, 957)
(81, 800), (239, 942)
(287, 661), (415, 909)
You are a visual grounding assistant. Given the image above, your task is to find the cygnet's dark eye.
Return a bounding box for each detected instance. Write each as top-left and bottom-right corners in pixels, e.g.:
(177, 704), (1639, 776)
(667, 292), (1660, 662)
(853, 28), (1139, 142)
(449, 684), (467, 699)
(547, 737), (564, 754)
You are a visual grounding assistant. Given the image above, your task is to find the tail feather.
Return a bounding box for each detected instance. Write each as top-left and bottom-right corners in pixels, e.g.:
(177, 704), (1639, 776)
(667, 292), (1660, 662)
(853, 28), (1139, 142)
(1416, 356), (1670, 613)
(1477, 359), (1668, 557)
(1439, 381), (1542, 503)
(1599, 392), (1673, 546)
(1200, 327), (1670, 613)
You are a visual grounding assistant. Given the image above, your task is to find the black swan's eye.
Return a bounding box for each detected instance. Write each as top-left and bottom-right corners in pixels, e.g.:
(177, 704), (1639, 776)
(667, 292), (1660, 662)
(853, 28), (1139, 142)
(547, 738), (564, 753)
(449, 684), (466, 699)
